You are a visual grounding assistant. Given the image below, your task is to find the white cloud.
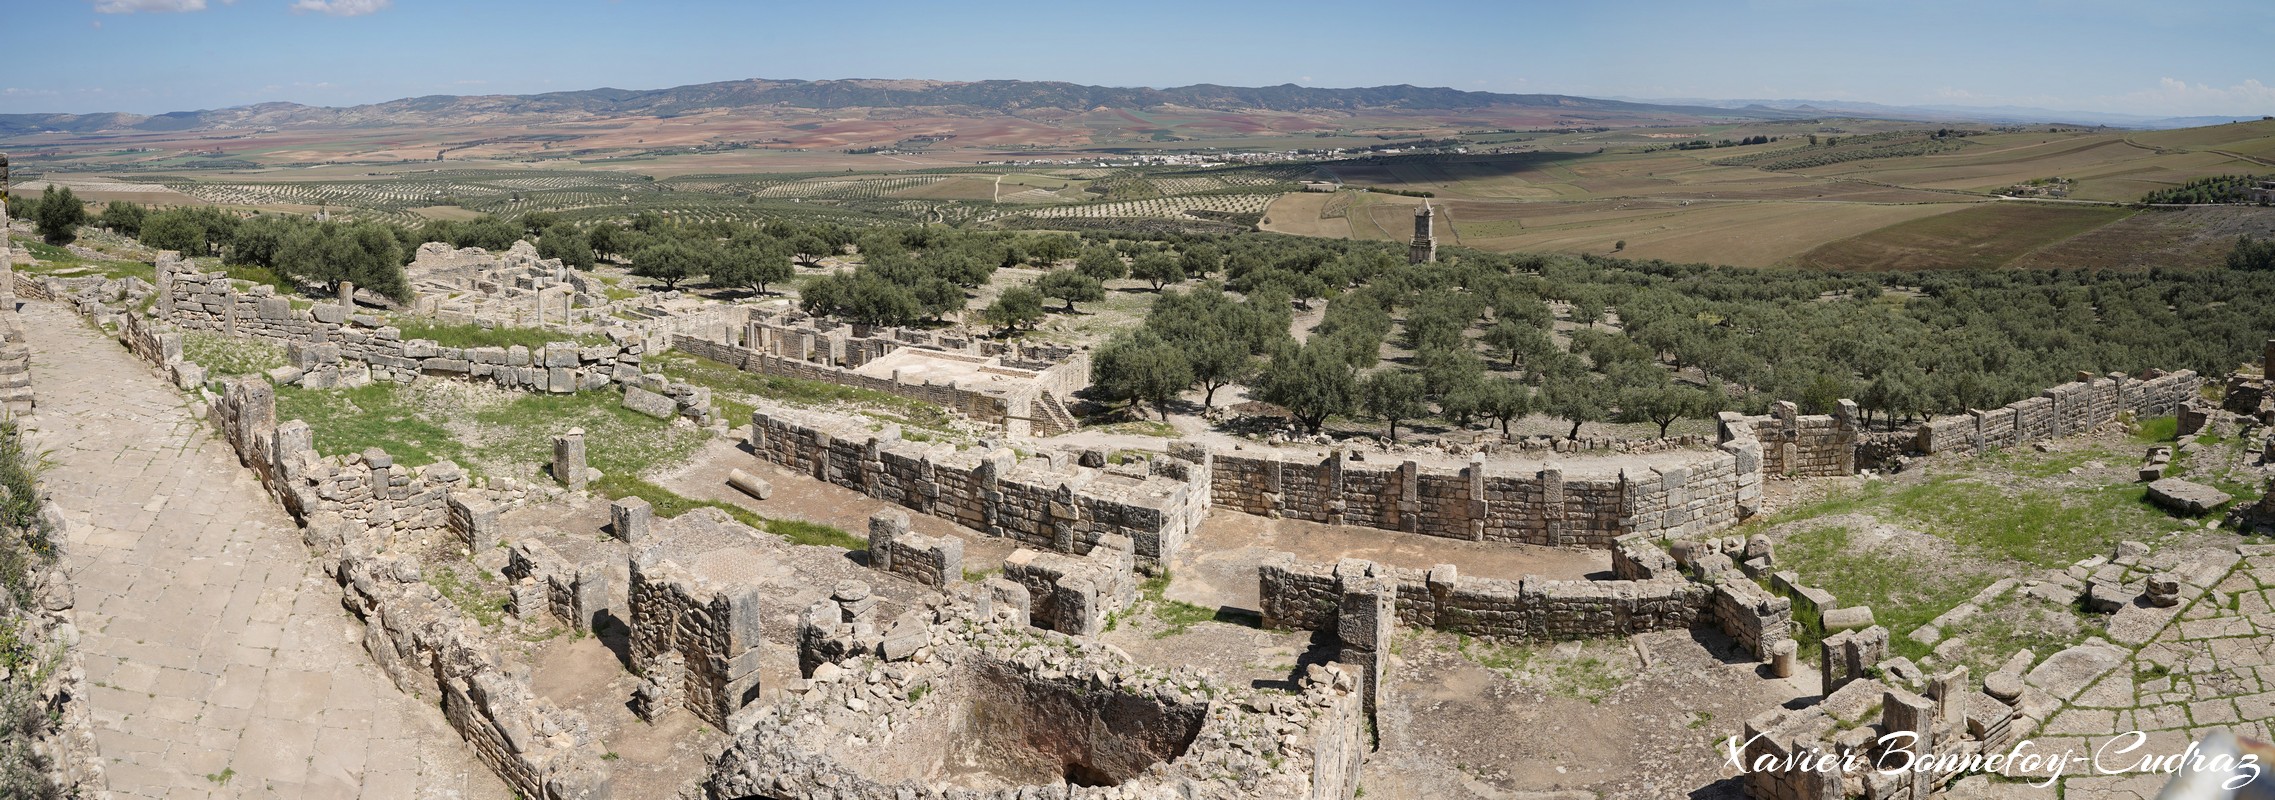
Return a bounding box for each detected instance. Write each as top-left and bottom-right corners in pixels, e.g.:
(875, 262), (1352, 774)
(2101, 77), (2275, 115)
(91, 0), (208, 13)
(289, 0), (390, 16)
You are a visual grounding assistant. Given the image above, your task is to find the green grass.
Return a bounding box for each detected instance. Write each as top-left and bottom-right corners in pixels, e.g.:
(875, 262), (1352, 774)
(389, 320), (605, 351)
(2132, 415), (2179, 444)
(1776, 523), (1990, 662)
(276, 383), (466, 469)
(1980, 445), (2123, 479)
(1935, 597), (2095, 678)
(646, 349), (955, 433)
(429, 562), (510, 628)
(272, 382), (706, 482)
(590, 473), (865, 550)
(1743, 467), (2173, 661)
(181, 332), (287, 377)
(1453, 636), (1630, 703)
(9, 234), (155, 281)
(1137, 572), (1228, 638)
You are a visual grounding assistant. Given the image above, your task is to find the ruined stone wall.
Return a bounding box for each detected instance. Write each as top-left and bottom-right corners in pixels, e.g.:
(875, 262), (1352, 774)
(865, 510), (962, 590)
(1709, 579), (1794, 659)
(1259, 553), (1791, 657)
(12, 272), (56, 301)
(1915, 370), (2203, 456)
(329, 538), (609, 799)
(503, 539), (609, 633)
(1209, 440), (1759, 550)
(998, 537), (1137, 637)
(160, 255), (645, 392)
(1729, 401), (1859, 478)
(627, 549), (764, 729)
(676, 332), (1024, 426)
(721, 589), (1365, 800)
(748, 403), (1208, 570)
(0, 427), (105, 793)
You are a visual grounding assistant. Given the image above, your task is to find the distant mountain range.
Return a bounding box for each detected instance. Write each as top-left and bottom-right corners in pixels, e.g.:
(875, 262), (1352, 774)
(0, 78), (1811, 136)
(10, 78), (2246, 138)
(1623, 97), (2271, 130)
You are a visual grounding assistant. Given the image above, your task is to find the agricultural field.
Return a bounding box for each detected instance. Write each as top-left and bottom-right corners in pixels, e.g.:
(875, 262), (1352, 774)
(15, 114), (2275, 272)
(1003, 193), (1276, 223)
(1791, 204), (2139, 271)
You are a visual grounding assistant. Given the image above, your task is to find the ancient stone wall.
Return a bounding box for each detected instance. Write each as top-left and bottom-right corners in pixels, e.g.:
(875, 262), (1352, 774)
(327, 536), (609, 799)
(1209, 439), (1759, 550)
(1723, 400), (1859, 478)
(627, 548), (765, 729)
(159, 254), (646, 393)
(1259, 553), (1791, 658)
(720, 586), (1365, 800)
(748, 403), (1208, 571)
(998, 536), (1138, 637)
(1915, 370), (2203, 455)
(675, 332), (1085, 435)
(865, 510), (962, 590)
(0, 424), (105, 793)
(504, 539), (609, 633)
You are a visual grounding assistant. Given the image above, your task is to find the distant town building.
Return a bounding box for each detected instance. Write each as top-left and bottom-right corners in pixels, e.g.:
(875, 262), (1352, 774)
(1409, 201), (1437, 264)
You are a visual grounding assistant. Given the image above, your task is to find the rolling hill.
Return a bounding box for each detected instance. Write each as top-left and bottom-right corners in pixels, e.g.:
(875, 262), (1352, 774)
(0, 78), (1808, 136)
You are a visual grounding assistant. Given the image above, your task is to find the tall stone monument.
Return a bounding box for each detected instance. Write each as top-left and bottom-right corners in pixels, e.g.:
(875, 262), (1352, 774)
(1408, 200), (1437, 264)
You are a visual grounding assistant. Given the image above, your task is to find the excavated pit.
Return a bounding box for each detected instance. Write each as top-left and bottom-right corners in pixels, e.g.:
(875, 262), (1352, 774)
(855, 653), (1209, 790)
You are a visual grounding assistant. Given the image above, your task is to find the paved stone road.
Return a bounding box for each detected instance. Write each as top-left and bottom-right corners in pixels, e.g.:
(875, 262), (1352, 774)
(21, 302), (506, 800)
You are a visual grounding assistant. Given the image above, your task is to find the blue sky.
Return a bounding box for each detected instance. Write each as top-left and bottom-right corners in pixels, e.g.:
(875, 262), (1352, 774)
(6, 0), (2272, 117)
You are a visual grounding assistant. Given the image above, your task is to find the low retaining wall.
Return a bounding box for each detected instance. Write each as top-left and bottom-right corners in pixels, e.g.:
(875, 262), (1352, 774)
(748, 403), (1208, 571)
(1259, 548), (1791, 658)
(1208, 439), (1761, 549)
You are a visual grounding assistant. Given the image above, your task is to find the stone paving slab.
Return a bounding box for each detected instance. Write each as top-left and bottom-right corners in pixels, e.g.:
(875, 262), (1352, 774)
(2036, 546), (2275, 798)
(20, 303), (507, 800)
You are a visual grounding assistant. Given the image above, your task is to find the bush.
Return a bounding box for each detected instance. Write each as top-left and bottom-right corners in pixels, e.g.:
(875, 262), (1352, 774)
(2229, 235), (2275, 271)
(33, 186), (83, 245)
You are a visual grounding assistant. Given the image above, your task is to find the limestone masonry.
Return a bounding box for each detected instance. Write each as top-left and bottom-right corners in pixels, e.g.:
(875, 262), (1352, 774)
(22, 228), (2268, 800)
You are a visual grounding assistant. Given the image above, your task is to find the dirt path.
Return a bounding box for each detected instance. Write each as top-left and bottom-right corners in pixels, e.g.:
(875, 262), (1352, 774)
(21, 302), (505, 800)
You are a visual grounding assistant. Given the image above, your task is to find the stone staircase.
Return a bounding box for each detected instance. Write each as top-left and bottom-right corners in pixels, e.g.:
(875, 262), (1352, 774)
(1031, 391), (1079, 437)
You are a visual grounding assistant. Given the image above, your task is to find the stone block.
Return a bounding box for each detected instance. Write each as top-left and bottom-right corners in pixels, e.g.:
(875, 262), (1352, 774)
(448, 494), (500, 551)
(612, 496), (653, 544)
(552, 428), (587, 490)
(868, 510), (909, 570)
(2146, 478), (2231, 516)
(543, 342), (581, 368)
(623, 385), (676, 419)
